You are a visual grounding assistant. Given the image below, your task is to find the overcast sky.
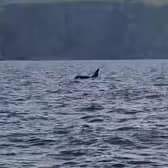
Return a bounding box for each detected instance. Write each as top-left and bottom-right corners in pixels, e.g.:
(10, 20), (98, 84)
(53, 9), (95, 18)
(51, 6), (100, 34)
(1, 0), (168, 6)
(1, 0), (168, 60)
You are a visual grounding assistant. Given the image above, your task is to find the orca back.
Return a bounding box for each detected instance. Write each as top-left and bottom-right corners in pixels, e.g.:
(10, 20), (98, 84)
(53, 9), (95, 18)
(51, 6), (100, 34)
(74, 68), (100, 79)
(75, 75), (90, 79)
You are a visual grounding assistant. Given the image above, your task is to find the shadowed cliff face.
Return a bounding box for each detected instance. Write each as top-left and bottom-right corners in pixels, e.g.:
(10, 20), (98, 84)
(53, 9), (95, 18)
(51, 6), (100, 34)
(0, 2), (168, 60)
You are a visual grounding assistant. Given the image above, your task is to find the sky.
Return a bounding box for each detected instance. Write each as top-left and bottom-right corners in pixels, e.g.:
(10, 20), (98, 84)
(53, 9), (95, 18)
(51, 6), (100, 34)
(1, 0), (168, 6)
(1, 0), (168, 59)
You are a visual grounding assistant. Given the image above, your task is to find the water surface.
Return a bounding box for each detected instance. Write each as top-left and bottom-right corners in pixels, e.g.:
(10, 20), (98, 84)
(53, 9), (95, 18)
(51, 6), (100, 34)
(0, 60), (168, 168)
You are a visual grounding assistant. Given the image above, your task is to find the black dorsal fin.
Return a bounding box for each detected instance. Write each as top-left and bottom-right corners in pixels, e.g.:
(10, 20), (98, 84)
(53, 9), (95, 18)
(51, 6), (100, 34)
(91, 68), (99, 78)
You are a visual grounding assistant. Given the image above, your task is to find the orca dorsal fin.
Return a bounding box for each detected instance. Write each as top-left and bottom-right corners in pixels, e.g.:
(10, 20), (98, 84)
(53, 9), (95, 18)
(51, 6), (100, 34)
(91, 68), (99, 78)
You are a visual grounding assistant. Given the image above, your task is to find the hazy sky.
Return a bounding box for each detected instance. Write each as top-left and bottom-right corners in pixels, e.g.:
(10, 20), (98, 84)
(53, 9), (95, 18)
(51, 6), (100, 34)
(1, 0), (168, 6)
(1, 0), (168, 59)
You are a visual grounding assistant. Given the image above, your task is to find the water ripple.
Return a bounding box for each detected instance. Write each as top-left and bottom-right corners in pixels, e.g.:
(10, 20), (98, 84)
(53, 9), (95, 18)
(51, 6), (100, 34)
(0, 60), (168, 167)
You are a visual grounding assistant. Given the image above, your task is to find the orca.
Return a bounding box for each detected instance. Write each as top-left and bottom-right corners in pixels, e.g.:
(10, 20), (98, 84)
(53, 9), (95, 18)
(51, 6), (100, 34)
(75, 68), (100, 79)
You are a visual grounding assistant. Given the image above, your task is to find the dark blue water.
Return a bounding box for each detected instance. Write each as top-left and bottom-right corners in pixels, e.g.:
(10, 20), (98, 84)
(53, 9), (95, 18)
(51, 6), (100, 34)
(0, 60), (168, 168)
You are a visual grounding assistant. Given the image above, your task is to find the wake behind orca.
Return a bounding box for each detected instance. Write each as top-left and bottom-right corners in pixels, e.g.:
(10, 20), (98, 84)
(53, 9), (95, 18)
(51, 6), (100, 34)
(75, 68), (100, 79)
